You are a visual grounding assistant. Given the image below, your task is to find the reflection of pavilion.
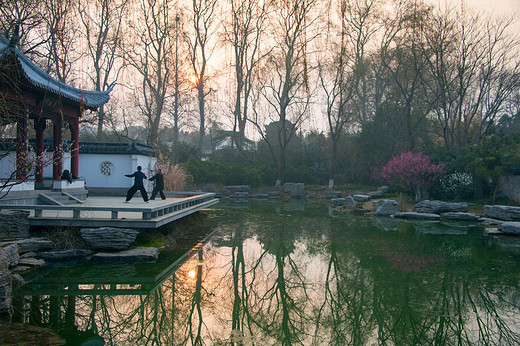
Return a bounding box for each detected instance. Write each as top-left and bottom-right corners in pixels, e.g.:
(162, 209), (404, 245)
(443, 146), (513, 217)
(18, 229), (215, 297)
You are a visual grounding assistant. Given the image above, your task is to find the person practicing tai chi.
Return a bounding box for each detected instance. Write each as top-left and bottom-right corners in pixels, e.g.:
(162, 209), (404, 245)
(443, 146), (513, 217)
(149, 168), (166, 200)
(123, 165), (149, 202)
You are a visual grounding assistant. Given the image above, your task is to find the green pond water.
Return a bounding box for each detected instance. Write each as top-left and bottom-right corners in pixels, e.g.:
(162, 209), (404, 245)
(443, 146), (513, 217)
(12, 199), (520, 345)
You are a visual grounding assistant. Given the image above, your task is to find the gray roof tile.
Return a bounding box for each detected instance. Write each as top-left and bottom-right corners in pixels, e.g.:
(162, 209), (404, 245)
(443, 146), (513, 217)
(0, 37), (112, 109)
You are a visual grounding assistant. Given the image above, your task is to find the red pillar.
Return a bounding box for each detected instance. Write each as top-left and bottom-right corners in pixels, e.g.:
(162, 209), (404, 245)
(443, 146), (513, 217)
(16, 111), (27, 180)
(70, 118), (79, 179)
(52, 115), (63, 180)
(34, 118), (46, 183)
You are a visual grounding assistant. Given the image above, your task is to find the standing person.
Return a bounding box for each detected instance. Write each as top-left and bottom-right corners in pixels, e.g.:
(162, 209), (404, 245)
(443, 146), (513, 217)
(149, 168), (166, 200)
(123, 165), (149, 202)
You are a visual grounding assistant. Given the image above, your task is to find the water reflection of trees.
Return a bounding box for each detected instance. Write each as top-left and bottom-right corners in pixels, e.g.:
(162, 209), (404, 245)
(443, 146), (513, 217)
(13, 202), (520, 345)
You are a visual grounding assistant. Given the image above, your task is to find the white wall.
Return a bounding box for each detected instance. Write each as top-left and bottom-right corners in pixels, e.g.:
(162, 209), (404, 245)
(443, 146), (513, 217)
(0, 151), (71, 179)
(80, 153), (157, 191)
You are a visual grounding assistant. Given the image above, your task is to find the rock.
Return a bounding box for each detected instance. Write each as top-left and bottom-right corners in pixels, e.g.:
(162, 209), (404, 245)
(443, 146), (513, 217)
(478, 217), (505, 226)
(40, 249), (93, 261)
(230, 191), (249, 198)
(0, 210), (30, 241)
(92, 246), (159, 262)
(81, 227), (139, 251)
(0, 323), (66, 345)
(413, 200), (469, 214)
(373, 199), (399, 216)
(326, 191), (342, 199)
(378, 186), (389, 192)
(254, 194), (269, 199)
(224, 185), (251, 193)
(0, 270), (12, 314)
(283, 183), (305, 198)
(498, 222), (520, 235)
(484, 228), (503, 235)
(394, 212), (441, 220)
(0, 244), (19, 269)
(266, 191), (279, 198)
(440, 212), (479, 221)
(368, 191), (384, 198)
(353, 194), (371, 202)
(483, 205), (520, 221)
(1, 238), (55, 254)
(17, 258), (45, 267)
(332, 196), (356, 208)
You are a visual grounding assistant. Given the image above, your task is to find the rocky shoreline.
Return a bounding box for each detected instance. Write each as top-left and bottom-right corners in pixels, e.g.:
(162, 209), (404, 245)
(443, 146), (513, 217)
(0, 210), (159, 317)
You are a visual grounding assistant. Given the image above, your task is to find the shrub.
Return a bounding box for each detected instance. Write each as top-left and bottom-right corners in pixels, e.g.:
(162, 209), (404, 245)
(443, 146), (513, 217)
(439, 172), (475, 200)
(376, 151), (446, 200)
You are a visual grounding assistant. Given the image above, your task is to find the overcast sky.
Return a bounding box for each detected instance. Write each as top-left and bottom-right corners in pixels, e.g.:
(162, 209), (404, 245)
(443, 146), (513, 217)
(436, 0), (520, 15)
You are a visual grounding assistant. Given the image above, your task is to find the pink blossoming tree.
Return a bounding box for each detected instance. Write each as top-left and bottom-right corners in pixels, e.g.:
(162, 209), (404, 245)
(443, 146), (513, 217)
(378, 151), (446, 201)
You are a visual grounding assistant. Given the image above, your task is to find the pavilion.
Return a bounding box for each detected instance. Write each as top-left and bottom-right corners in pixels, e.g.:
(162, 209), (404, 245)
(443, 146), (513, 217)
(0, 32), (112, 188)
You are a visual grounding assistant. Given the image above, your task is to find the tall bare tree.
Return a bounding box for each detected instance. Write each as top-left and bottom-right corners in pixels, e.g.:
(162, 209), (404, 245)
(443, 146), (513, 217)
(185, 0), (219, 153)
(252, 0), (318, 186)
(378, 0), (434, 151)
(77, 0), (129, 139)
(225, 0), (270, 150)
(423, 7), (520, 147)
(41, 0), (78, 83)
(0, 0), (46, 55)
(125, 0), (176, 146)
(319, 0), (380, 189)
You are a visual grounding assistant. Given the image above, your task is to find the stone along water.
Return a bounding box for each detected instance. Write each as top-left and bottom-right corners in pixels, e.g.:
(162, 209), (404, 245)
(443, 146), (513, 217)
(10, 199), (520, 345)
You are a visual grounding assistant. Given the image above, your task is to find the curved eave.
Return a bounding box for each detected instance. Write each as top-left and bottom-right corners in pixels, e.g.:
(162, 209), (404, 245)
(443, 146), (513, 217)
(0, 39), (112, 110)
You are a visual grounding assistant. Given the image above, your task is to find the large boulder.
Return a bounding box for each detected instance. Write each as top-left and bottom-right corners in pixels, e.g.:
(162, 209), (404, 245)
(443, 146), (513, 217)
(283, 183), (305, 198)
(440, 212), (479, 221)
(373, 200), (399, 216)
(413, 200), (468, 214)
(41, 249), (93, 261)
(92, 247), (159, 262)
(498, 222), (520, 235)
(81, 227), (139, 251)
(483, 205), (520, 221)
(353, 194), (371, 202)
(394, 212), (441, 220)
(0, 244), (19, 269)
(1, 238), (55, 255)
(0, 210), (30, 241)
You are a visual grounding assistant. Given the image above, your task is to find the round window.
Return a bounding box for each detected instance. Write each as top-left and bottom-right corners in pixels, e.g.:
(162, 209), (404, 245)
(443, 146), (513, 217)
(99, 161), (114, 176)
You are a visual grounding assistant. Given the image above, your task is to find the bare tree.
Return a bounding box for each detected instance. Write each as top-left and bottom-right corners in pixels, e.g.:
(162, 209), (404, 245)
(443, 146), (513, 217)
(423, 7), (520, 147)
(0, 0), (46, 55)
(252, 0), (319, 187)
(319, 0), (380, 189)
(225, 0), (270, 150)
(77, 0), (128, 139)
(185, 0), (219, 153)
(41, 0), (79, 83)
(378, 0), (434, 151)
(125, 0), (176, 147)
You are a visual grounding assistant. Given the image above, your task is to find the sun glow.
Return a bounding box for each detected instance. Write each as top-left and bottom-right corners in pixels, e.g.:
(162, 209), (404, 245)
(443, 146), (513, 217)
(188, 74), (198, 85)
(188, 269), (197, 278)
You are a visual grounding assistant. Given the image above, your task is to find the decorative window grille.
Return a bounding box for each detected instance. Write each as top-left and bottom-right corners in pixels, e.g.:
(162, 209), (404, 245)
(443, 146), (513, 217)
(99, 161), (114, 176)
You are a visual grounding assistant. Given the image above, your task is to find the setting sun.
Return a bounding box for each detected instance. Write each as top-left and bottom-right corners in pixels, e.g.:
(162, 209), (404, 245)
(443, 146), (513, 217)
(188, 74), (198, 85)
(188, 269), (197, 278)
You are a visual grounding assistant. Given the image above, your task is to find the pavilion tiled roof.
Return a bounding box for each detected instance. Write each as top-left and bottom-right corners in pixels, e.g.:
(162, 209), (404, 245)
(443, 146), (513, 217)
(0, 36), (113, 110)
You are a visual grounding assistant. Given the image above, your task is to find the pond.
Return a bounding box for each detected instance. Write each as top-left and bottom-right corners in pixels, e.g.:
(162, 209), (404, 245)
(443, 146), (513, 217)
(11, 199), (520, 345)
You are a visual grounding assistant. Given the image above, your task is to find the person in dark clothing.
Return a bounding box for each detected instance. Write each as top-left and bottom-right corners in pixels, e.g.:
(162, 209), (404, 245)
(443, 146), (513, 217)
(149, 168), (166, 200)
(123, 165), (149, 202)
(61, 169), (73, 184)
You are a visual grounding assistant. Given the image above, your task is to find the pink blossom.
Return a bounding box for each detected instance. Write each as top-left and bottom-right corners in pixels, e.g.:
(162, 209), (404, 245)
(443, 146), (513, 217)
(377, 151), (446, 192)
